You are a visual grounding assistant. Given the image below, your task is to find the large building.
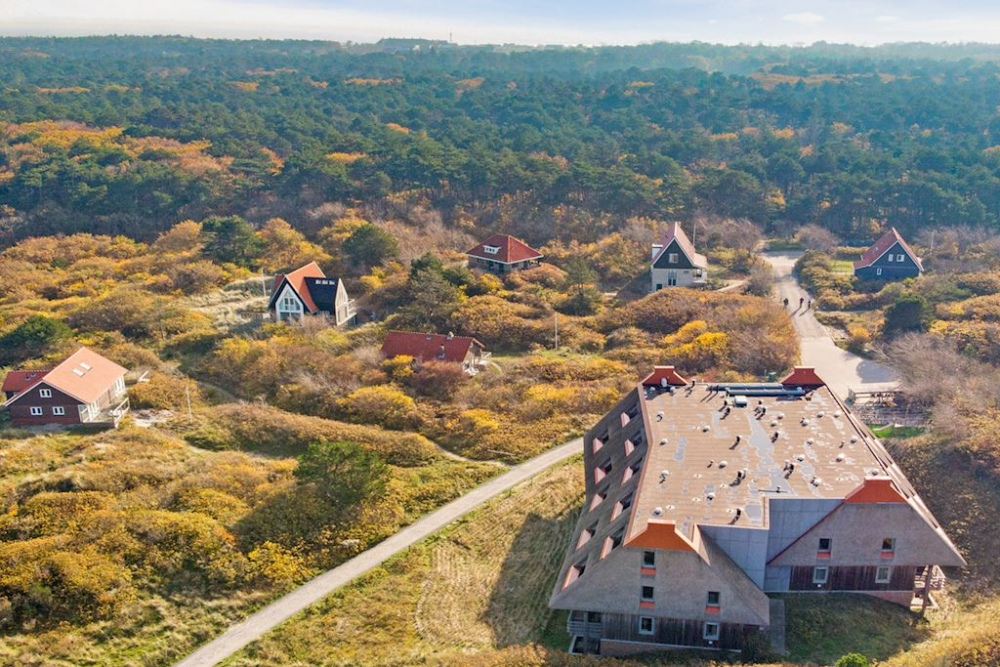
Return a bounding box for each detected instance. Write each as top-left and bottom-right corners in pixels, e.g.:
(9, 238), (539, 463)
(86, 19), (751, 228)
(2, 347), (130, 428)
(550, 366), (963, 656)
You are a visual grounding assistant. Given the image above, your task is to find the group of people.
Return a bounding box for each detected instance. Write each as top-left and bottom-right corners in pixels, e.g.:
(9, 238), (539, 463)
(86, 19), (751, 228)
(781, 296), (812, 310)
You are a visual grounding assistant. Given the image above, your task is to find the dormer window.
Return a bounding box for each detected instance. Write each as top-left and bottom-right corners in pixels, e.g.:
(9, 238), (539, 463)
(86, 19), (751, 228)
(483, 245), (500, 255)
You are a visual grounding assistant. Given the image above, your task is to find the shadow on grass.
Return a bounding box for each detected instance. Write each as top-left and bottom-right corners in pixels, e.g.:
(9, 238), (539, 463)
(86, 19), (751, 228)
(481, 510), (579, 649)
(783, 593), (931, 664)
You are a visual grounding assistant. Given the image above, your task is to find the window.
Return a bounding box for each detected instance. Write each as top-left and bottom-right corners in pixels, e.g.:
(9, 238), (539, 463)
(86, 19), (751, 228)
(881, 538), (896, 555)
(818, 538), (832, 554)
(639, 616), (655, 635)
(622, 458), (643, 484)
(39, 388), (52, 398)
(577, 523), (597, 549)
(595, 459), (612, 483)
(813, 566), (829, 584)
(668, 253), (678, 264)
(641, 585), (654, 601)
(613, 493), (634, 519)
(707, 591), (721, 606)
(52, 406), (65, 416)
(703, 622), (720, 641)
(483, 245), (500, 255)
(30, 406), (43, 416)
(897, 254), (905, 262)
(876, 267), (883, 276)
(602, 529), (624, 558)
(587, 611), (601, 623)
(642, 551), (655, 567)
(590, 490), (607, 510)
(888, 254), (895, 262)
(876, 566), (891, 584)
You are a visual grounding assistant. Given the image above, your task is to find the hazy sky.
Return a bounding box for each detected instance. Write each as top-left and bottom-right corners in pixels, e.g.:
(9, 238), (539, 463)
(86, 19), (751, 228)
(3, 0), (1000, 46)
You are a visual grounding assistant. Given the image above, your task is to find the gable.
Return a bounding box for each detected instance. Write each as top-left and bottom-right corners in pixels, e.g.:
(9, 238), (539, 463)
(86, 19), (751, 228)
(270, 282), (307, 312)
(652, 239), (696, 269)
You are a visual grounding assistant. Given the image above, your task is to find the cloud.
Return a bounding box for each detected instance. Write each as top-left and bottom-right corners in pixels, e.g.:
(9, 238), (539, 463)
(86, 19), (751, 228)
(782, 12), (826, 27)
(875, 15), (901, 23)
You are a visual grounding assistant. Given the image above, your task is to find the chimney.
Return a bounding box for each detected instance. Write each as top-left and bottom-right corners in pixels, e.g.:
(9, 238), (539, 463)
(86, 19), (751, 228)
(438, 345), (446, 359)
(447, 331), (455, 340)
(651, 244), (663, 260)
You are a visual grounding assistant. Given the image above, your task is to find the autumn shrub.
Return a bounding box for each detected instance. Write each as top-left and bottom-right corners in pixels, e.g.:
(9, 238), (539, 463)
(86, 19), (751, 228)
(846, 325), (872, 354)
(407, 360), (468, 400)
(246, 541), (309, 588)
(336, 384), (423, 430)
(175, 404), (437, 466)
(129, 373), (203, 411)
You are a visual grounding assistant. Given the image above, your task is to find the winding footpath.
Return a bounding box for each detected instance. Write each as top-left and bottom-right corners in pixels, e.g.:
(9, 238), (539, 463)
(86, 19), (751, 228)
(177, 253), (896, 667)
(174, 437), (582, 667)
(764, 250), (898, 399)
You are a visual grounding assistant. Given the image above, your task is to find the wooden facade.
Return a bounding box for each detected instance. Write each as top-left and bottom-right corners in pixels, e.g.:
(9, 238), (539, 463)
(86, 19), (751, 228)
(601, 613), (752, 651)
(789, 565), (917, 592)
(7, 384), (85, 425)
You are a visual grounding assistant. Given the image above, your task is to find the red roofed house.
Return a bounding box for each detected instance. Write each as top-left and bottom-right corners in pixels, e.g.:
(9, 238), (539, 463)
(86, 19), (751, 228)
(268, 261), (356, 326)
(854, 228), (923, 281)
(466, 234), (543, 275)
(651, 222), (708, 291)
(550, 365), (963, 656)
(381, 331), (490, 374)
(2, 347), (129, 428)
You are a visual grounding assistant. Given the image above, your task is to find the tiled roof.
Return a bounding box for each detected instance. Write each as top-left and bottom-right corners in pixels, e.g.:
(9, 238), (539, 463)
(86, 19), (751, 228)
(269, 261), (326, 313)
(2, 369), (51, 395)
(4, 347), (126, 406)
(652, 222), (707, 269)
(853, 228), (923, 270)
(381, 331), (484, 363)
(641, 365), (689, 387)
(780, 366), (826, 388)
(466, 234), (543, 264)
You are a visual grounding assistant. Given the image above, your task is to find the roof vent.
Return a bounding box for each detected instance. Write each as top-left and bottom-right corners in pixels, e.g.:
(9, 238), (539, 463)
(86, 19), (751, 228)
(850, 436), (858, 443)
(834, 410), (842, 418)
(718, 460), (728, 468)
(659, 438), (669, 446)
(702, 425), (710, 432)
(816, 411), (824, 418)
(796, 454), (805, 462)
(652, 506), (663, 516)
(835, 453), (845, 462)
(733, 395), (748, 407)
(806, 438), (814, 445)
(811, 477), (823, 486)
(777, 413), (784, 420)
(659, 470), (669, 482)
(770, 420), (778, 427)
(706, 492), (716, 501)
(801, 418), (810, 426)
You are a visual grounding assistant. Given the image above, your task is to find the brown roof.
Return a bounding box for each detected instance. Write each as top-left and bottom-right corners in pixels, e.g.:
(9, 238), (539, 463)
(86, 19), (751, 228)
(780, 366), (826, 388)
(4, 347), (127, 406)
(466, 234), (543, 264)
(652, 222), (707, 269)
(270, 261), (325, 313)
(2, 369), (51, 395)
(853, 228), (923, 270)
(381, 331), (484, 364)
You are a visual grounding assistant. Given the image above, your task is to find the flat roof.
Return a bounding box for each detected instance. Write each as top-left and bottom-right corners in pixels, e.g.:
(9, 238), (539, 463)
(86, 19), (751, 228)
(628, 382), (888, 541)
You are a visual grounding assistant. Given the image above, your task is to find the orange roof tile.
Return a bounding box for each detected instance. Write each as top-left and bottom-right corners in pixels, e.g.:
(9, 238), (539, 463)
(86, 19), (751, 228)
(625, 519), (696, 551)
(641, 366), (689, 387)
(844, 477), (908, 504)
(780, 366), (826, 388)
(2, 369), (51, 395)
(381, 331), (484, 364)
(466, 234), (543, 264)
(270, 261), (325, 313)
(5, 347), (126, 406)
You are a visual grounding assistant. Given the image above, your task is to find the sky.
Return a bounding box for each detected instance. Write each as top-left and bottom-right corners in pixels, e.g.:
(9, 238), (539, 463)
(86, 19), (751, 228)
(3, 0), (1000, 46)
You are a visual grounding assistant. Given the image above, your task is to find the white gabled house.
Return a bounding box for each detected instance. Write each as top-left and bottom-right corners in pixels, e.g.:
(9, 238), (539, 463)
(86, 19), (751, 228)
(268, 261), (356, 326)
(651, 222), (708, 291)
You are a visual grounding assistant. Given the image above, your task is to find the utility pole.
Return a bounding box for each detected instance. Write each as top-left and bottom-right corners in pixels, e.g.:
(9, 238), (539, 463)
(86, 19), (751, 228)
(186, 383), (193, 418)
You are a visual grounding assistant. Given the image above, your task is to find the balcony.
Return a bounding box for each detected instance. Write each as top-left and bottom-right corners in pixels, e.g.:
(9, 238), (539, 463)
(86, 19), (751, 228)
(87, 397), (131, 428)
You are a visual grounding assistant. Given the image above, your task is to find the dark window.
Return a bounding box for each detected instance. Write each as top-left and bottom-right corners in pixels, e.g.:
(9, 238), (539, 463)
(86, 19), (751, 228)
(882, 538), (896, 554)
(639, 616), (654, 635)
(641, 585), (654, 601)
(587, 611), (601, 623)
(703, 622), (720, 640)
(707, 591), (721, 606)
(818, 538), (832, 553)
(876, 566), (891, 583)
(642, 550), (655, 567)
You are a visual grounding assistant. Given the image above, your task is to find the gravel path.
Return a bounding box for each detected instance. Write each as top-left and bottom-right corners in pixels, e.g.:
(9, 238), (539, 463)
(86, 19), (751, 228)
(764, 250), (898, 399)
(174, 438), (583, 667)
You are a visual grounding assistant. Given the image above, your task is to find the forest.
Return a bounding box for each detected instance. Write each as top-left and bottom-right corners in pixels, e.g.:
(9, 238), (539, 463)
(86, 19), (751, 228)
(2, 36), (1000, 666)
(2, 36), (1000, 248)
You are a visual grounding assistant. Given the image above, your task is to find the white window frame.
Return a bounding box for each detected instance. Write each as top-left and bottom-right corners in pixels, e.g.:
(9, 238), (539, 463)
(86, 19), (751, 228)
(703, 622), (720, 641)
(813, 566), (829, 584)
(876, 566), (891, 584)
(640, 585), (654, 601)
(638, 616), (655, 635)
(896, 253), (905, 262)
(876, 267), (882, 276)
(887, 254), (894, 262)
(668, 252), (679, 264)
(39, 388), (52, 398)
(30, 406), (43, 416)
(52, 406), (66, 416)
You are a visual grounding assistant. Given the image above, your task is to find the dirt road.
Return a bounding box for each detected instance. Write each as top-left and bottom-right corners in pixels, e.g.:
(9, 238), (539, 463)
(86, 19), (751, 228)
(765, 251), (898, 399)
